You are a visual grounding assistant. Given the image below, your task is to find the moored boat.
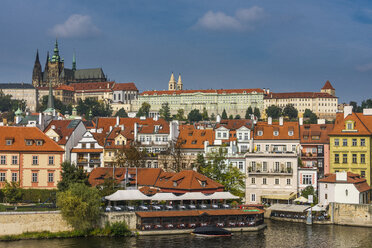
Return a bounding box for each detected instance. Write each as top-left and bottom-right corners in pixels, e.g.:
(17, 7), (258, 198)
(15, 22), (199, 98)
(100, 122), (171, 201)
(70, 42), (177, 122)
(192, 226), (232, 237)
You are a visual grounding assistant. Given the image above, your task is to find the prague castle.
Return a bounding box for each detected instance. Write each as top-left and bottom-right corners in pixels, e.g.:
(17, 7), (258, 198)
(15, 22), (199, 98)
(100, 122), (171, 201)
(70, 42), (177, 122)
(32, 40), (107, 87)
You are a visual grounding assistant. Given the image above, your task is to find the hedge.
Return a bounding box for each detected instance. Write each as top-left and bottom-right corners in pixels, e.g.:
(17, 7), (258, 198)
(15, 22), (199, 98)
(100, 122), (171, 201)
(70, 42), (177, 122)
(0, 189), (57, 203)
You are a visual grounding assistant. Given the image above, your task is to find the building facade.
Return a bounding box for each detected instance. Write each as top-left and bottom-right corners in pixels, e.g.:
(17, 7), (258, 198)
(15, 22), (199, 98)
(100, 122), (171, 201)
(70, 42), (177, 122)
(0, 83), (38, 112)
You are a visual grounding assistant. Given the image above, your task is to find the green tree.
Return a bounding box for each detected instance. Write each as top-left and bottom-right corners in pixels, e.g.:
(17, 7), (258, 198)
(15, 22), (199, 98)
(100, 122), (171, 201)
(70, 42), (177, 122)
(57, 162), (90, 191)
(202, 108), (209, 121)
(136, 102), (151, 117)
(57, 183), (101, 230)
(210, 113), (216, 121)
(96, 177), (120, 197)
(3, 181), (23, 205)
(199, 148), (245, 197)
(188, 109), (202, 122)
(194, 153), (206, 171)
(283, 104), (298, 119)
(245, 106), (253, 119)
(115, 143), (147, 168)
(159, 102), (171, 121)
(175, 109), (185, 121)
(301, 186), (318, 205)
(37, 95), (72, 114)
(115, 108), (128, 118)
(229, 114), (234, 120)
(76, 98), (112, 119)
(265, 105), (282, 119)
(303, 109), (318, 124)
(254, 107), (261, 119)
(235, 114), (241, 119)
(221, 109), (228, 119)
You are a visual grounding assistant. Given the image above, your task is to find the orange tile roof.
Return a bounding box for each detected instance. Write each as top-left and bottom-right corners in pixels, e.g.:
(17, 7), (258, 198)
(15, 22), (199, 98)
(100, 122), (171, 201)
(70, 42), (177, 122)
(56, 85), (74, 91)
(112, 82), (138, 91)
(300, 124), (334, 144)
(70, 81), (115, 92)
(0, 126), (64, 152)
(44, 120), (80, 145)
(264, 92), (336, 99)
(178, 125), (214, 149)
(329, 112), (372, 136)
(254, 121), (299, 140)
(321, 81), (335, 90)
(141, 88), (265, 96)
(319, 172), (370, 193)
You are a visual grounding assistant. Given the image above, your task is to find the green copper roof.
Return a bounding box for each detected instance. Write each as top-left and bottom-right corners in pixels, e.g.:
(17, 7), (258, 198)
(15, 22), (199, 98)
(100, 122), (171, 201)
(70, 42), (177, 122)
(15, 108), (23, 116)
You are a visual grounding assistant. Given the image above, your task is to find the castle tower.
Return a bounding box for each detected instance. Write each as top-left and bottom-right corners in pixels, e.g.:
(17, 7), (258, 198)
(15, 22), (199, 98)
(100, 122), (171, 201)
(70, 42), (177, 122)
(72, 51), (76, 71)
(32, 50), (43, 87)
(321, 80), (335, 96)
(177, 73), (183, 90)
(168, 72), (176, 91)
(47, 39), (65, 87)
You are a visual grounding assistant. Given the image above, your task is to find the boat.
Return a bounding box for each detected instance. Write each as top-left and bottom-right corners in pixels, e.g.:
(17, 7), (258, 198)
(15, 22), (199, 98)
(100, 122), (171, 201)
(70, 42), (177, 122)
(192, 226), (232, 237)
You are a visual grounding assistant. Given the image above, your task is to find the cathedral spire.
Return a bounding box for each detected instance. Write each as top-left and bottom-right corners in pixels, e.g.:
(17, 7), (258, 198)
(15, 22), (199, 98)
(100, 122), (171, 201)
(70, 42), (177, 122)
(72, 50), (76, 71)
(177, 73), (183, 90)
(32, 49), (42, 87)
(44, 81), (55, 115)
(168, 72), (176, 91)
(51, 39), (60, 62)
(35, 49), (40, 63)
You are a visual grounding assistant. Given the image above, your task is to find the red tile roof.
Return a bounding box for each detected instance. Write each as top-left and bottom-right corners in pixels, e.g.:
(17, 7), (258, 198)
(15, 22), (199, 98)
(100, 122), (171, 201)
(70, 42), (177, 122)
(329, 112), (372, 136)
(254, 121), (299, 140)
(112, 82), (138, 91)
(178, 125), (214, 149)
(0, 126), (64, 152)
(141, 88), (265, 96)
(319, 172), (370, 193)
(300, 124), (334, 144)
(56, 85), (74, 91)
(322, 81), (335, 90)
(44, 120), (80, 145)
(70, 81), (115, 92)
(264, 92), (336, 99)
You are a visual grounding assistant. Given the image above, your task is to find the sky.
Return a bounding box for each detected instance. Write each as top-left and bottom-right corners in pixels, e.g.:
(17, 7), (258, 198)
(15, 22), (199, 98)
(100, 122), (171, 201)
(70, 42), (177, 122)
(0, 0), (372, 103)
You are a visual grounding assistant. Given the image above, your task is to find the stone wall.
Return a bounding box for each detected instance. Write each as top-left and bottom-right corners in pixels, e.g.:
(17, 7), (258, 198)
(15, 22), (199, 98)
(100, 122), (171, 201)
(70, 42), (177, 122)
(330, 202), (372, 227)
(101, 212), (137, 230)
(0, 211), (72, 235)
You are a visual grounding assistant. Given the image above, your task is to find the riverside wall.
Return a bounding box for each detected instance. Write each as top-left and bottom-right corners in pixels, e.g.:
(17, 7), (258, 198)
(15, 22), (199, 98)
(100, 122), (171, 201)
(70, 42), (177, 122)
(330, 202), (372, 227)
(101, 212), (137, 230)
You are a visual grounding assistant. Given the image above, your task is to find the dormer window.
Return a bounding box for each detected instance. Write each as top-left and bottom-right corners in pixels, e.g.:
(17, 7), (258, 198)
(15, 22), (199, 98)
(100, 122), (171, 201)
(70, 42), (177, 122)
(273, 131), (279, 136)
(346, 121), (354, 130)
(257, 131), (263, 136)
(173, 181), (177, 187)
(36, 140), (43, 146)
(191, 140), (197, 144)
(201, 181), (206, 187)
(6, 139), (13, 145)
(288, 131), (294, 136)
(25, 140), (33, 146)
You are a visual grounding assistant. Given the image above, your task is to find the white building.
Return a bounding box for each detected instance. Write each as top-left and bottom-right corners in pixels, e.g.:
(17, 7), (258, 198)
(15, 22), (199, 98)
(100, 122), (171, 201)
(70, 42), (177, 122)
(318, 171), (370, 205)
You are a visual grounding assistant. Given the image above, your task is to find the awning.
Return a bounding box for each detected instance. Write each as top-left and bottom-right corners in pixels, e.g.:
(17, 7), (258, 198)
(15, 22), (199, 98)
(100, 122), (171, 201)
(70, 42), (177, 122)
(105, 190), (151, 201)
(268, 204), (310, 213)
(261, 192), (297, 200)
(150, 193), (179, 201)
(207, 192), (239, 200)
(294, 196), (308, 203)
(307, 204), (326, 212)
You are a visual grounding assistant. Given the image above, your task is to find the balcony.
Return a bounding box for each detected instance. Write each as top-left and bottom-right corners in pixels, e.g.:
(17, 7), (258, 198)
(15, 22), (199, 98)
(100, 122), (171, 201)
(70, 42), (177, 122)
(90, 159), (101, 164)
(248, 167), (293, 175)
(77, 158), (88, 163)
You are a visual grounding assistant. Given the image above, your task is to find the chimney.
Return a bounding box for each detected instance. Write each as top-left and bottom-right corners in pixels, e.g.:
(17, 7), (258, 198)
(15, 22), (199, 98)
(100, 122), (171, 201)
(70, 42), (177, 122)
(268, 117), (272, 125)
(363, 108), (372, 116)
(120, 124), (124, 131)
(279, 117), (283, 126)
(153, 114), (159, 121)
(267, 88), (270, 94)
(116, 116), (120, 126)
(134, 122), (138, 141)
(344, 105), (353, 118)
(317, 119), (326, 124)
(299, 117), (303, 126)
(216, 114), (221, 123)
(109, 126), (113, 132)
(336, 171), (347, 182)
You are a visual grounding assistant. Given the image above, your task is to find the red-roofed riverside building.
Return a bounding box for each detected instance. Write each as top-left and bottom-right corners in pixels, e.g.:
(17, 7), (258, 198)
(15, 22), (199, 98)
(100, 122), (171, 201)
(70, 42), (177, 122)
(0, 126), (64, 189)
(132, 73), (265, 117)
(318, 172), (370, 204)
(263, 81), (338, 120)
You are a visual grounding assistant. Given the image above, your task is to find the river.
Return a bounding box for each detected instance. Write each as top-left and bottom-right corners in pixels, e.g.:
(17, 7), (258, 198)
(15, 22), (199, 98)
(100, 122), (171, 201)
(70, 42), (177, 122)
(1, 220), (372, 248)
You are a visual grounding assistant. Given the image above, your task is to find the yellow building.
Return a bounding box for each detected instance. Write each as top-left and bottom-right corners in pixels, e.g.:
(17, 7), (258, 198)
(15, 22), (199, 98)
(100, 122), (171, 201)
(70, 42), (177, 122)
(0, 126), (64, 189)
(329, 107), (372, 185)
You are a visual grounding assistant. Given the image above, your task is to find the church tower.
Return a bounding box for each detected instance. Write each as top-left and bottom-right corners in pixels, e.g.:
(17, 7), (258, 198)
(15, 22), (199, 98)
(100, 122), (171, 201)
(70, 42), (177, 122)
(168, 72), (176, 91)
(320, 80), (335, 96)
(177, 73), (183, 90)
(32, 50), (43, 87)
(47, 39), (65, 87)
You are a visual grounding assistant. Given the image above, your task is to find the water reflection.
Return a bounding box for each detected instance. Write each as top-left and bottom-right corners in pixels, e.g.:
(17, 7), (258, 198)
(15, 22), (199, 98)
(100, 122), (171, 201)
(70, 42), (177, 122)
(1, 220), (372, 248)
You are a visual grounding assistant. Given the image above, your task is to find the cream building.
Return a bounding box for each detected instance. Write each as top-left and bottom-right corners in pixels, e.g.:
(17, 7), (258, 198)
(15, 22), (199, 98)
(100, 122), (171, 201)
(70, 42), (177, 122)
(0, 83), (38, 112)
(263, 81), (338, 120)
(133, 73), (265, 117)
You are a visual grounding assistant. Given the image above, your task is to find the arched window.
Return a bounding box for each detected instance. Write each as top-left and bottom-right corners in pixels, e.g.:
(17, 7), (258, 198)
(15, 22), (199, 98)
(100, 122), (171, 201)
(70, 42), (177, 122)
(345, 189), (348, 196)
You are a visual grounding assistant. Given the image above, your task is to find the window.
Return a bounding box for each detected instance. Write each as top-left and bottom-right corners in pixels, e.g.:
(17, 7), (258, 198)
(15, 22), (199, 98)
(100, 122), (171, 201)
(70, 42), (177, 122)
(81, 143), (86, 149)
(251, 178), (256, 184)
(347, 123), (353, 130)
(256, 145), (261, 152)
(275, 178), (279, 185)
(217, 132), (221, 138)
(154, 162), (158, 168)
(244, 133), (249, 140)
(343, 154), (347, 163)
(0, 172), (5, 182)
(238, 162), (243, 170)
(361, 139), (366, 146)
(12, 172), (17, 182)
(287, 179), (291, 185)
(147, 161), (152, 168)
(292, 145), (296, 152)
(288, 131), (294, 136)
(48, 172), (54, 183)
(263, 178), (267, 184)
(223, 132), (227, 138)
(25, 140), (33, 146)
(325, 184), (328, 189)
(325, 193), (328, 200)
(36, 140), (43, 146)
(32, 172), (38, 183)
(257, 131), (263, 136)
(302, 175), (312, 185)
(286, 162), (292, 169)
(0, 155), (5, 165)
(48, 156), (54, 165)
(345, 189), (348, 196)
(251, 194), (256, 202)
(6, 139), (12, 145)
(263, 162), (267, 172)
(361, 154), (366, 164)
(334, 139), (339, 146)
(273, 131), (279, 136)
(32, 156), (38, 165)
(275, 162), (280, 172)
(361, 171), (366, 178)
(334, 154), (339, 163)
(318, 145), (323, 154)
(265, 145), (269, 151)
(318, 160), (323, 168)
(352, 154), (357, 163)
(342, 139), (348, 146)
(352, 139), (357, 146)
(12, 156), (18, 165)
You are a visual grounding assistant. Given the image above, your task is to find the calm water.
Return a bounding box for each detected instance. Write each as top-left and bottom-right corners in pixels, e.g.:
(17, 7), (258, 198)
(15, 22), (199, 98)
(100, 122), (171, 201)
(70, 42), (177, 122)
(1, 220), (372, 248)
